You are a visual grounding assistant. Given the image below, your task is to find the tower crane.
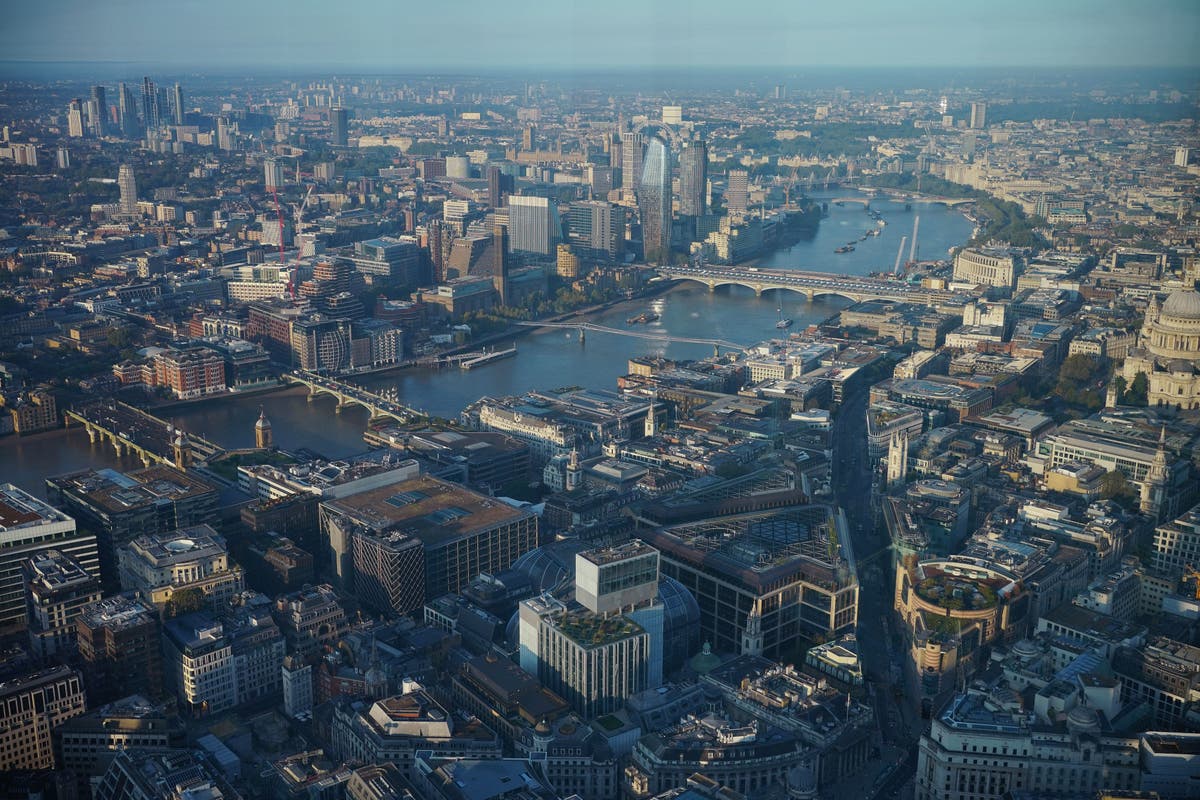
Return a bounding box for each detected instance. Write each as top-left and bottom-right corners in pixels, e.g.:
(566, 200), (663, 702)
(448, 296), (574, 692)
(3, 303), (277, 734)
(893, 235), (908, 276)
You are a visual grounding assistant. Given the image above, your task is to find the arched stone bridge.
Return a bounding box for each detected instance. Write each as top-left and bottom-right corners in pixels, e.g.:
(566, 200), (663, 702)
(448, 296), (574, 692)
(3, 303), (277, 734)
(657, 265), (959, 306)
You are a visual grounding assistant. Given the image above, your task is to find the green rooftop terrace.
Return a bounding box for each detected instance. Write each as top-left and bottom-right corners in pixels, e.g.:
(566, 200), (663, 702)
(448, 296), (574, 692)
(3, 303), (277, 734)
(553, 612), (644, 648)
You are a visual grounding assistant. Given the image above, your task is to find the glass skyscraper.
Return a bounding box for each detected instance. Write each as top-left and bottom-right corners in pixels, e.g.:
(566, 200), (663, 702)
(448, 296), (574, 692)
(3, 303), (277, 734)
(679, 138), (707, 217)
(639, 136), (672, 265)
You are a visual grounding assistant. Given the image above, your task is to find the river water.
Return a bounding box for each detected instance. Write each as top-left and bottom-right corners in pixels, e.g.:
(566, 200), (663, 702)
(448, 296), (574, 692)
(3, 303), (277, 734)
(0, 192), (972, 497)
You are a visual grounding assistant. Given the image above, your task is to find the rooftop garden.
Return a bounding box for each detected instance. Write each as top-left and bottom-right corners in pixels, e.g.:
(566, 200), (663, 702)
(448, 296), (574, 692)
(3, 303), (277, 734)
(914, 571), (1000, 612)
(554, 612), (643, 648)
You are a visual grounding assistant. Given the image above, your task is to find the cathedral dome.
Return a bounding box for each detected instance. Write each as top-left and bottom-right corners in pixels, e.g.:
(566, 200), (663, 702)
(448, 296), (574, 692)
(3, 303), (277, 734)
(1162, 289), (1200, 321)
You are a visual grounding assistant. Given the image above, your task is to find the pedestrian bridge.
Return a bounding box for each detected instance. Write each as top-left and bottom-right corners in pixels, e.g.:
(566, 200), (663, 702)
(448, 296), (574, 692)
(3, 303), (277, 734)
(283, 371), (423, 422)
(657, 265), (958, 306)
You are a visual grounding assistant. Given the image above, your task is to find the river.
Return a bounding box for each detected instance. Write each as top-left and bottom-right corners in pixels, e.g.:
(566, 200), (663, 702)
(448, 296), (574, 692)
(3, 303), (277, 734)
(0, 191), (972, 497)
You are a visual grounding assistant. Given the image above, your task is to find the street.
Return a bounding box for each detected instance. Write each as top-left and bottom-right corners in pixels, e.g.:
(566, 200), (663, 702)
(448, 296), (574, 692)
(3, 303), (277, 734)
(832, 386), (921, 798)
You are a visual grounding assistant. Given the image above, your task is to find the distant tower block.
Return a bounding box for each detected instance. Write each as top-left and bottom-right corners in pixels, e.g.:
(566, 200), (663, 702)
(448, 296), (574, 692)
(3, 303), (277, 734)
(255, 407), (273, 449)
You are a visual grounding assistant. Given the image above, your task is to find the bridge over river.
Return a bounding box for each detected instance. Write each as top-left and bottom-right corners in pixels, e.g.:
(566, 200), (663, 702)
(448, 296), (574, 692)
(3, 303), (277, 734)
(657, 265), (961, 306)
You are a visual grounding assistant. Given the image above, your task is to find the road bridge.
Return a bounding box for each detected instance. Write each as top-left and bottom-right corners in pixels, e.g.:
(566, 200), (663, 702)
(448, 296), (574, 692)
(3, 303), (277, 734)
(283, 371), (424, 422)
(657, 265), (960, 307)
(65, 401), (224, 467)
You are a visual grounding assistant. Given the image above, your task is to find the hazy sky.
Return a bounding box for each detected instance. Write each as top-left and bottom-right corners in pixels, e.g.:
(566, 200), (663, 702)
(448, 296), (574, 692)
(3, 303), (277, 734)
(4, 0), (1199, 70)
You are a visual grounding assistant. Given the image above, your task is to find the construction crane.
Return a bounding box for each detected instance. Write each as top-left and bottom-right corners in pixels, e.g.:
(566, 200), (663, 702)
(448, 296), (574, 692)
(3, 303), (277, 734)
(291, 183), (315, 230)
(908, 216), (920, 266)
(893, 235), (908, 276)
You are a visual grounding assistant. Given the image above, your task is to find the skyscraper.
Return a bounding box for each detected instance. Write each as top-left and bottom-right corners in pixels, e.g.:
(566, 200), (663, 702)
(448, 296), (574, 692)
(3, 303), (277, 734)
(621, 131), (643, 196)
(507, 195), (559, 255)
(90, 85), (108, 135)
(118, 164), (138, 215)
(486, 165), (514, 208)
(639, 136), (672, 265)
(566, 200), (625, 260)
(66, 100), (85, 138)
(679, 138), (707, 217)
(117, 83), (140, 138)
(141, 77), (159, 132)
(172, 83), (184, 125)
(970, 101), (987, 130)
(726, 169), (749, 215)
(330, 107), (349, 146)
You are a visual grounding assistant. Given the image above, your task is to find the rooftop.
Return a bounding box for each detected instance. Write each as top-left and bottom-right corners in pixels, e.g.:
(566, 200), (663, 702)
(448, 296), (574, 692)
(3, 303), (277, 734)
(0, 483), (73, 530)
(324, 475), (531, 546)
(578, 540), (657, 567)
(48, 466), (216, 514)
(77, 593), (158, 632)
(549, 611), (645, 648)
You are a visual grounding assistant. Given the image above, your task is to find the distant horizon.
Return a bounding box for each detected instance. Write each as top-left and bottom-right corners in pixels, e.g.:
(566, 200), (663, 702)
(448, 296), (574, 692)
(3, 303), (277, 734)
(3, 0), (1198, 75)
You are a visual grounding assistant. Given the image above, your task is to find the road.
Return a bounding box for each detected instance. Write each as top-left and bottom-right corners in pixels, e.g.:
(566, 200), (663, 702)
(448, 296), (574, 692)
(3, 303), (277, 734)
(832, 386), (921, 797)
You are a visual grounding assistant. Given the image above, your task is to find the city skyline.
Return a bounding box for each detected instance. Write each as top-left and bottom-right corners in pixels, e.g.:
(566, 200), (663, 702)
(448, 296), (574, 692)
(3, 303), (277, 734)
(3, 0), (1199, 71)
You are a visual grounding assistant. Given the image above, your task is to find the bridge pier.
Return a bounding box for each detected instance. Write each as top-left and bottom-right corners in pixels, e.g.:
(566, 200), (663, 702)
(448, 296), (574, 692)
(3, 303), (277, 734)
(753, 285), (763, 297)
(140, 452), (153, 467)
(85, 423), (97, 444)
(578, 327), (585, 344)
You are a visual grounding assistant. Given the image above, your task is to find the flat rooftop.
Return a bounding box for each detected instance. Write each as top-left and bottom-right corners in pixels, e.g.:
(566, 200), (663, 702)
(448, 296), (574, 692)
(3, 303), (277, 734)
(579, 540), (656, 567)
(0, 483), (72, 529)
(48, 466), (215, 514)
(324, 475), (531, 546)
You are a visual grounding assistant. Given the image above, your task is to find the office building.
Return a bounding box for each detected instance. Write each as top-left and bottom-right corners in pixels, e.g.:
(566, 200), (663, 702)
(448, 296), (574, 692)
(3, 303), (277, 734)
(163, 612), (237, 715)
(1152, 503), (1200, 577)
(330, 681), (503, 779)
(0, 665), (86, 770)
(348, 236), (423, 285)
(273, 583), (347, 658)
(345, 764), (412, 800)
(76, 594), (164, 704)
(566, 200), (626, 260)
(47, 466), (218, 586)
(331, 106), (349, 146)
(1034, 415), (1195, 522)
(520, 543), (664, 718)
(915, 688), (1143, 800)
(639, 136), (672, 264)
(620, 131), (643, 192)
(320, 475), (538, 602)
(282, 656), (314, 719)
(486, 164), (514, 208)
(969, 101), (987, 129)
(56, 695), (186, 790)
(23, 549), (101, 659)
(726, 169), (749, 215)
(1111, 636), (1200, 730)
(0, 484), (98, 635)
(118, 524), (245, 610)
(556, 243), (580, 279)
(172, 82), (184, 125)
(679, 139), (708, 217)
(642, 505), (858, 659)
(272, 750), (353, 800)
(507, 195), (559, 255)
(953, 247), (1018, 288)
(350, 528), (426, 615)
(94, 749), (240, 800)
(118, 164), (138, 215)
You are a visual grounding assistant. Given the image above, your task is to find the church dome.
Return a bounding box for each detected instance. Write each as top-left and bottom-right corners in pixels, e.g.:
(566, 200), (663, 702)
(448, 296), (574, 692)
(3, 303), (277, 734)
(1162, 289), (1200, 321)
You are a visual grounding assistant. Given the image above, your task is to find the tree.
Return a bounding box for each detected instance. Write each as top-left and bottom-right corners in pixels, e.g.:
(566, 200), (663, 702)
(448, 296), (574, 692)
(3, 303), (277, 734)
(164, 587), (207, 618)
(1100, 470), (1134, 501)
(1127, 372), (1149, 406)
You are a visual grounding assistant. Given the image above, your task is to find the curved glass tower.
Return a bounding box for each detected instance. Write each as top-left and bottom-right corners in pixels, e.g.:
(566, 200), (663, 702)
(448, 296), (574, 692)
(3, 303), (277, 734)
(639, 136), (672, 265)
